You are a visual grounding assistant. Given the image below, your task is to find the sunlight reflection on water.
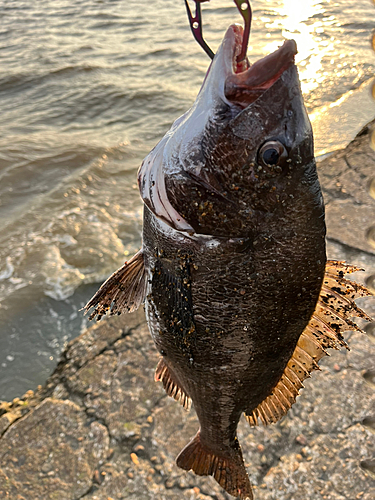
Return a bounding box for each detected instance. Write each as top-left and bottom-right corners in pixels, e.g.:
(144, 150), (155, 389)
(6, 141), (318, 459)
(262, 0), (339, 95)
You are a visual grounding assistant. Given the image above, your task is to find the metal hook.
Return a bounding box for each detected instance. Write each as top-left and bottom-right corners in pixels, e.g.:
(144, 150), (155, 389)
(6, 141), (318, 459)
(184, 0), (215, 60)
(184, 0), (252, 62)
(233, 1), (252, 62)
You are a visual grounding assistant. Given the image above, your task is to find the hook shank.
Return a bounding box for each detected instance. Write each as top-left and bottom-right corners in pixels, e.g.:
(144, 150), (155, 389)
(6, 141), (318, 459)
(233, 1), (252, 62)
(184, 0), (215, 60)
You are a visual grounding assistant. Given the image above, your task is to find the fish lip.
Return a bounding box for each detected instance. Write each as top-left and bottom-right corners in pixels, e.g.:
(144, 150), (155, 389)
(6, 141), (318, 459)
(223, 24), (298, 108)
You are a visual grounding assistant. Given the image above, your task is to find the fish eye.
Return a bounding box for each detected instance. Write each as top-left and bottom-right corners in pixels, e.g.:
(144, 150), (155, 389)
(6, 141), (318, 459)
(258, 141), (288, 168)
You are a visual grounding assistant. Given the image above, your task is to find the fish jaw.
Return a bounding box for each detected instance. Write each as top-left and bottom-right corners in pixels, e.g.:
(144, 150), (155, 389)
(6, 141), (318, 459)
(224, 25), (297, 108)
(197, 23), (297, 110)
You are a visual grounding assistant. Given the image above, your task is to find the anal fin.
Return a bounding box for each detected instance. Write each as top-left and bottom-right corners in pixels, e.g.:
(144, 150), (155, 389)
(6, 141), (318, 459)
(176, 431), (253, 500)
(83, 249), (147, 321)
(245, 259), (373, 427)
(155, 358), (191, 411)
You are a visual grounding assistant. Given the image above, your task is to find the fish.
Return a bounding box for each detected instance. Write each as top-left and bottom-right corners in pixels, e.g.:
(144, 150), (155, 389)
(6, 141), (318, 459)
(84, 22), (373, 500)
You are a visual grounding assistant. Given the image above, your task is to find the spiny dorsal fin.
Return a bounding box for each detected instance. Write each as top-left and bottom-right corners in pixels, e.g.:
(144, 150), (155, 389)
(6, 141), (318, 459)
(83, 249), (147, 321)
(245, 259), (373, 427)
(155, 358), (191, 411)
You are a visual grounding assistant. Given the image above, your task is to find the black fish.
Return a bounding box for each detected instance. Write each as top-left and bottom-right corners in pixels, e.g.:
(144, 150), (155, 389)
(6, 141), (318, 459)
(85, 24), (372, 499)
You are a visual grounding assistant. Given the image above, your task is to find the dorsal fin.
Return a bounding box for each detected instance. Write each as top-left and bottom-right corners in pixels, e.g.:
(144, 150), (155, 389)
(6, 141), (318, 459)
(155, 358), (191, 411)
(245, 260), (373, 427)
(83, 249), (147, 321)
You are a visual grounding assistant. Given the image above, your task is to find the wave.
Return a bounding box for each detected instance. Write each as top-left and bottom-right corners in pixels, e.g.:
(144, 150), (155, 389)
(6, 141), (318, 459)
(0, 144), (144, 305)
(0, 65), (101, 95)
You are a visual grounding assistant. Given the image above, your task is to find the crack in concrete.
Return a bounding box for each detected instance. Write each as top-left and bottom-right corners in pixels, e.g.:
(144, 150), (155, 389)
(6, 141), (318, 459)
(76, 483), (97, 500)
(343, 155), (369, 182)
(63, 322), (139, 372)
(323, 189), (354, 204)
(326, 236), (375, 258)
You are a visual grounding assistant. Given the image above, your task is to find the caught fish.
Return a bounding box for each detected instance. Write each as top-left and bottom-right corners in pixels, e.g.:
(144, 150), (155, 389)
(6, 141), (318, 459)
(84, 2), (373, 498)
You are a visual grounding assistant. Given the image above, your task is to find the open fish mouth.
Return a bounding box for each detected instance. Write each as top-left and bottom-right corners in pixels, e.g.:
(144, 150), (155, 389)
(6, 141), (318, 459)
(224, 24), (297, 108)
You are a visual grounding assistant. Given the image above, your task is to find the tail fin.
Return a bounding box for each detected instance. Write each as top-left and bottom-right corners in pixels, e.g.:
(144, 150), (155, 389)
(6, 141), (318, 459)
(176, 431), (253, 500)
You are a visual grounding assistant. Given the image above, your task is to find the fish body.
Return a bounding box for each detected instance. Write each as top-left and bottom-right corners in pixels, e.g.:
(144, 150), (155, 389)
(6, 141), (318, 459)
(139, 26), (325, 498)
(85, 24), (372, 500)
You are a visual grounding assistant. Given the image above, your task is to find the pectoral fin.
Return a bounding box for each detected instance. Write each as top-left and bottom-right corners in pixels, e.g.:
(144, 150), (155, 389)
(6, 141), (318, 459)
(245, 260), (373, 427)
(84, 249), (147, 321)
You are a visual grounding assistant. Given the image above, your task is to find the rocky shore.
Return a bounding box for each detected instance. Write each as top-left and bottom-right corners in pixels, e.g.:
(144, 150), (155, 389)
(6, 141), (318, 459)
(0, 122), (374, 500)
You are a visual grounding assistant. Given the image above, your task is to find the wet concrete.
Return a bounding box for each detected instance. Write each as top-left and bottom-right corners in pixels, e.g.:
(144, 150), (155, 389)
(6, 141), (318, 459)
(0, 121), (374, 500)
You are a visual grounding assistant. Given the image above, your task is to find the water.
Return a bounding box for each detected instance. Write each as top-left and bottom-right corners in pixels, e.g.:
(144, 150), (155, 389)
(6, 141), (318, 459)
(0, 0), (374, 400)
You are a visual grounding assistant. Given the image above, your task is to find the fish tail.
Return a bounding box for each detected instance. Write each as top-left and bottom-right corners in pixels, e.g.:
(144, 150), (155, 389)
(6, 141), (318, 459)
(176, 431), (253, 500)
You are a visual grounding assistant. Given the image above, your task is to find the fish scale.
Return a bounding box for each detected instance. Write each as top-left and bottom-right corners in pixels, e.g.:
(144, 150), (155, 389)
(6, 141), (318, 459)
(84, 21), (373, 500)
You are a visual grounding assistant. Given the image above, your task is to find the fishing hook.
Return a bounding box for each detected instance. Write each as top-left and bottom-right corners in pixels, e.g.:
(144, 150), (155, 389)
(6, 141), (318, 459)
(233, 0), (252, 62)
(185, 1), (252, 62)
(184, 0), (215, 60)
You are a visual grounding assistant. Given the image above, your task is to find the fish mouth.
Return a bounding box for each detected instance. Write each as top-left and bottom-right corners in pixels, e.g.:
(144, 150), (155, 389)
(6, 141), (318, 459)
(223, 24), (297, 108)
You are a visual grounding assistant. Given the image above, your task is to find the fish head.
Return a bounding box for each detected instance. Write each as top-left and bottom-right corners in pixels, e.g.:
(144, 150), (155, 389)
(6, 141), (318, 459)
(139, 24), (322, 238)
